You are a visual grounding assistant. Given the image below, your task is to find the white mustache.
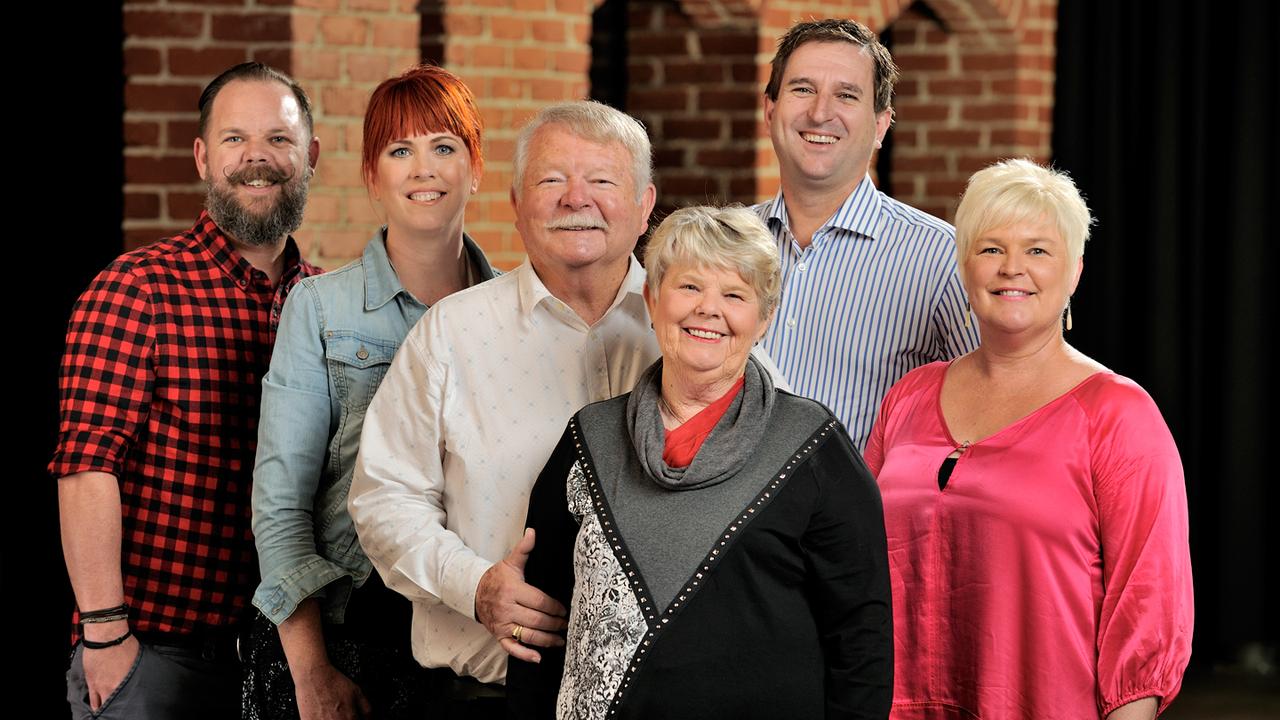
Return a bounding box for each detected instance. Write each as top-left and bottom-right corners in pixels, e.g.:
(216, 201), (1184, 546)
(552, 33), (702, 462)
(546, 212), (608, 231)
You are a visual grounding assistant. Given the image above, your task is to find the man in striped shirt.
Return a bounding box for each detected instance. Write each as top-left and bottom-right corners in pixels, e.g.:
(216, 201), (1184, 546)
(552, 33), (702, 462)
(757, 19), (980, 449)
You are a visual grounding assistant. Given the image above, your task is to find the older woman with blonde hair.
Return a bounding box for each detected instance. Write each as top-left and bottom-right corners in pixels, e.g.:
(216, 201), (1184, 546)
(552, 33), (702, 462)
(866, 159), (1193, 720)
(507, 205), (893, 719)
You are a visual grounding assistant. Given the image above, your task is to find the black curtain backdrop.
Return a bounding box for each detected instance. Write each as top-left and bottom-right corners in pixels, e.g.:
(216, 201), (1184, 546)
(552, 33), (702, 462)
(1053, 0), (1276, 669)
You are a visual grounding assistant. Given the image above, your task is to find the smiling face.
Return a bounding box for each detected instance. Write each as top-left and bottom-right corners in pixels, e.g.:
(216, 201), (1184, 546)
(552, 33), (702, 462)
(193, 79), (318, 247)
(645, 263), (770, 387)
(963, 217), (1083, 339)
(765, 41), (891, 196)
(513, 123), (656, 283)
(371, 131), (476, 243)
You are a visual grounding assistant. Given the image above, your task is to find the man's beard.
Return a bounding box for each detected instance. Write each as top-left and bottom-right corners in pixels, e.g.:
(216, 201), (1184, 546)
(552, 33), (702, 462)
(205, 163), (311, 248)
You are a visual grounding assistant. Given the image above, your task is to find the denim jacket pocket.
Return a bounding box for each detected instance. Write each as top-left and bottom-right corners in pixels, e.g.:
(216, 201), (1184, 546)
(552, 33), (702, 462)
(320, 332), (399, 556)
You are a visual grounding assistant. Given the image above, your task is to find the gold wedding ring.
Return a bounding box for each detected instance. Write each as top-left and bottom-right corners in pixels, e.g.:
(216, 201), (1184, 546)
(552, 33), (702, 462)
(512, 624), (525, 642)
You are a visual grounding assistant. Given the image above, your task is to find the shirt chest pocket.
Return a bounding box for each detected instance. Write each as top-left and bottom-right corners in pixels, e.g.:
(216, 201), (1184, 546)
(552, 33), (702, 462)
(325, 332), (399, 413)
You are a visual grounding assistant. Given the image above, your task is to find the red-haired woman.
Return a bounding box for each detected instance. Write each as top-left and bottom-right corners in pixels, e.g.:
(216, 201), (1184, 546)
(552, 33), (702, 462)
(244, 64), (496, 720)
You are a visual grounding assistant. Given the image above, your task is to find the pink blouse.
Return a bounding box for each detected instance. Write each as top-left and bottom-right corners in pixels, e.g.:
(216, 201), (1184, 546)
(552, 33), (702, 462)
(865, 362), (1193, 719)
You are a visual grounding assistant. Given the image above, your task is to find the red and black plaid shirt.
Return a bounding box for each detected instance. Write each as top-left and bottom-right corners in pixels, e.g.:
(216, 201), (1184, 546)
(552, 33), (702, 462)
(50, 211), (320, 636)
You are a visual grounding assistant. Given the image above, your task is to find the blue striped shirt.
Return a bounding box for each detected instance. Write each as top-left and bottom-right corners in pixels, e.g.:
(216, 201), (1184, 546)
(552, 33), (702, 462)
(754, 176), (979, 450)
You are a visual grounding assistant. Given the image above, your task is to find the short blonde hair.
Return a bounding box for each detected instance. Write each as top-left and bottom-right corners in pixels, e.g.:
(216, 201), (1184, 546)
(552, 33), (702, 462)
(643, 205), (781, 320)
(954, 158), (1094, 266)
(513, 101), (653, 200)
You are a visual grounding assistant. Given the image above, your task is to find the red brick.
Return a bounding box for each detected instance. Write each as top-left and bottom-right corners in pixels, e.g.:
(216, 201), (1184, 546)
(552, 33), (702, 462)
(698, 33), (756, 56)
(660, 174), (717, 197)
(300, 192), (340, 222)
(315, 228), (373, 257)
(896, 102), (950, 122)
(321, 16), (368, 45)
(666, 61), (724, 83)
(696, 148), (754, 168)
(629, 33), (689, 56)
(345, 123), (364, 155)
(698, 90), (756, 111)
(126, 83), (201, 113)
(555, 0), (587, 13)
(491, 16), (526, 40)
(960, 53), (1016, 72)
(169, 191), (208, 221)
(730, 119), (760, 139)
(347, 0), (391, 10)
(653, 148), (684, 168)
(168, 120), (200, 149)
(292, 14), (319, 43)
(730, 62), (759, 83)
(125, 192), (161, 219)
(926, 178), (968, 197)
(993, 77), (1048, 96)
(346, 195), (383, 225)
(476, 44), (509, 67)
(532, 20), (566, 43)
(212, 13), (291, 42)
(628, 4), (656, 28)
(127, 227), (176, 250)
(929, 78), (983, 96)
(444, 13), (482, 36)
(346, 53), (391, 83)
(372, 19), (417, 48)
(124, 47), (162, 76)
(169, 47), (247, 78)
(490, 77), (525, 99)
(293, 0), (339, 8)
(629, 62), (656, 84)
(894, 52), (950, 72)
(125, 121), (161, 147)
(664, 118), (722, 140)
(632, 88), (688, 111)
(323, 157), (364, 188)
(991, 128), (1043, 147)
(322, 86), (369, 117)
(729, 177), (757, 198)
(531, 78), (566, 101)
(251, 48), (292, 73)
(554, 50), (590, 74)
(893, 155), (947, 172)
(126, 155), (198, 184)
(929, 129), (982, 147)
(961, 102), (1020, 122)
(513, 0), (547, 10)
(511, 47), (546, 69)
(291, 49), (341, 81)
(956, 154), (998, 173)
(124, 10), (203, 38)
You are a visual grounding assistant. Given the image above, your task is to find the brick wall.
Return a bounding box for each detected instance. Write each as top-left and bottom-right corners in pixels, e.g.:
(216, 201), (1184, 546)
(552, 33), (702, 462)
(122, 0), (419, 267)
(121, 0), (1056, 269)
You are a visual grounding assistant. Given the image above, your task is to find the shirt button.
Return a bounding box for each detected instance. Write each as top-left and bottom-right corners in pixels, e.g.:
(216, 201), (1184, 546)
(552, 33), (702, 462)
(796, 262), (807, 272)
(786, 317), (797, 328)
(356, 347), (369, 360)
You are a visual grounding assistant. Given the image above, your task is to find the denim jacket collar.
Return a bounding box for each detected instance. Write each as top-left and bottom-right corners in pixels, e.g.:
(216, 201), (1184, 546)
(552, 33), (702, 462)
(363, 229), (499, 311)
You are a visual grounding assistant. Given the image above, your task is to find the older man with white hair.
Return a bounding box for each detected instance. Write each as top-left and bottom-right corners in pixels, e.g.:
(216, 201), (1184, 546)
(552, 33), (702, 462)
(349, 101), (660, 712)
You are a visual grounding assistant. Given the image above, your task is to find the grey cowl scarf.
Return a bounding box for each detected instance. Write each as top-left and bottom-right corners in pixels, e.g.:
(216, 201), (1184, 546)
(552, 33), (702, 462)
(625, 354), (776, 491)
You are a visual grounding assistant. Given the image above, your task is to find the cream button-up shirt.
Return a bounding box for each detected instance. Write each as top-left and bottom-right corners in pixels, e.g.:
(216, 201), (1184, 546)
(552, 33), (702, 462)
(349, 258), (660, 684)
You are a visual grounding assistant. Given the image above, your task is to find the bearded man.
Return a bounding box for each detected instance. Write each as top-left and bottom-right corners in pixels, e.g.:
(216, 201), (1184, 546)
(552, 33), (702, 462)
(50, 63), (321, 720)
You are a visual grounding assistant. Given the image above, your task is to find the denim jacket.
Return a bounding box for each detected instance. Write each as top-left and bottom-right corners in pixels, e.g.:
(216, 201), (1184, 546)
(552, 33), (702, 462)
(252, 230), (496, 625)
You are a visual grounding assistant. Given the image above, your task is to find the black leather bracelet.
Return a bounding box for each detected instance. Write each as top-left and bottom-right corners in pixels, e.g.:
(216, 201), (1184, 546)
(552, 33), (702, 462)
(80, 603), (129, 623)
(82, 629), (133, 650)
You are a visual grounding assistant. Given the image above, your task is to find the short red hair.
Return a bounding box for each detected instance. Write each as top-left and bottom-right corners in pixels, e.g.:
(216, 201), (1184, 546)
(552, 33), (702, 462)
(361, 64), (484, 187)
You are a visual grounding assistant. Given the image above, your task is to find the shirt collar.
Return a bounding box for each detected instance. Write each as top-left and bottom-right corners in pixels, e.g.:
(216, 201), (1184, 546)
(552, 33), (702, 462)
(363, 229), (500, 311)
(517, 254), (647, 322)
(766, 174), (885, 243)
(194, 210), (304, 292)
